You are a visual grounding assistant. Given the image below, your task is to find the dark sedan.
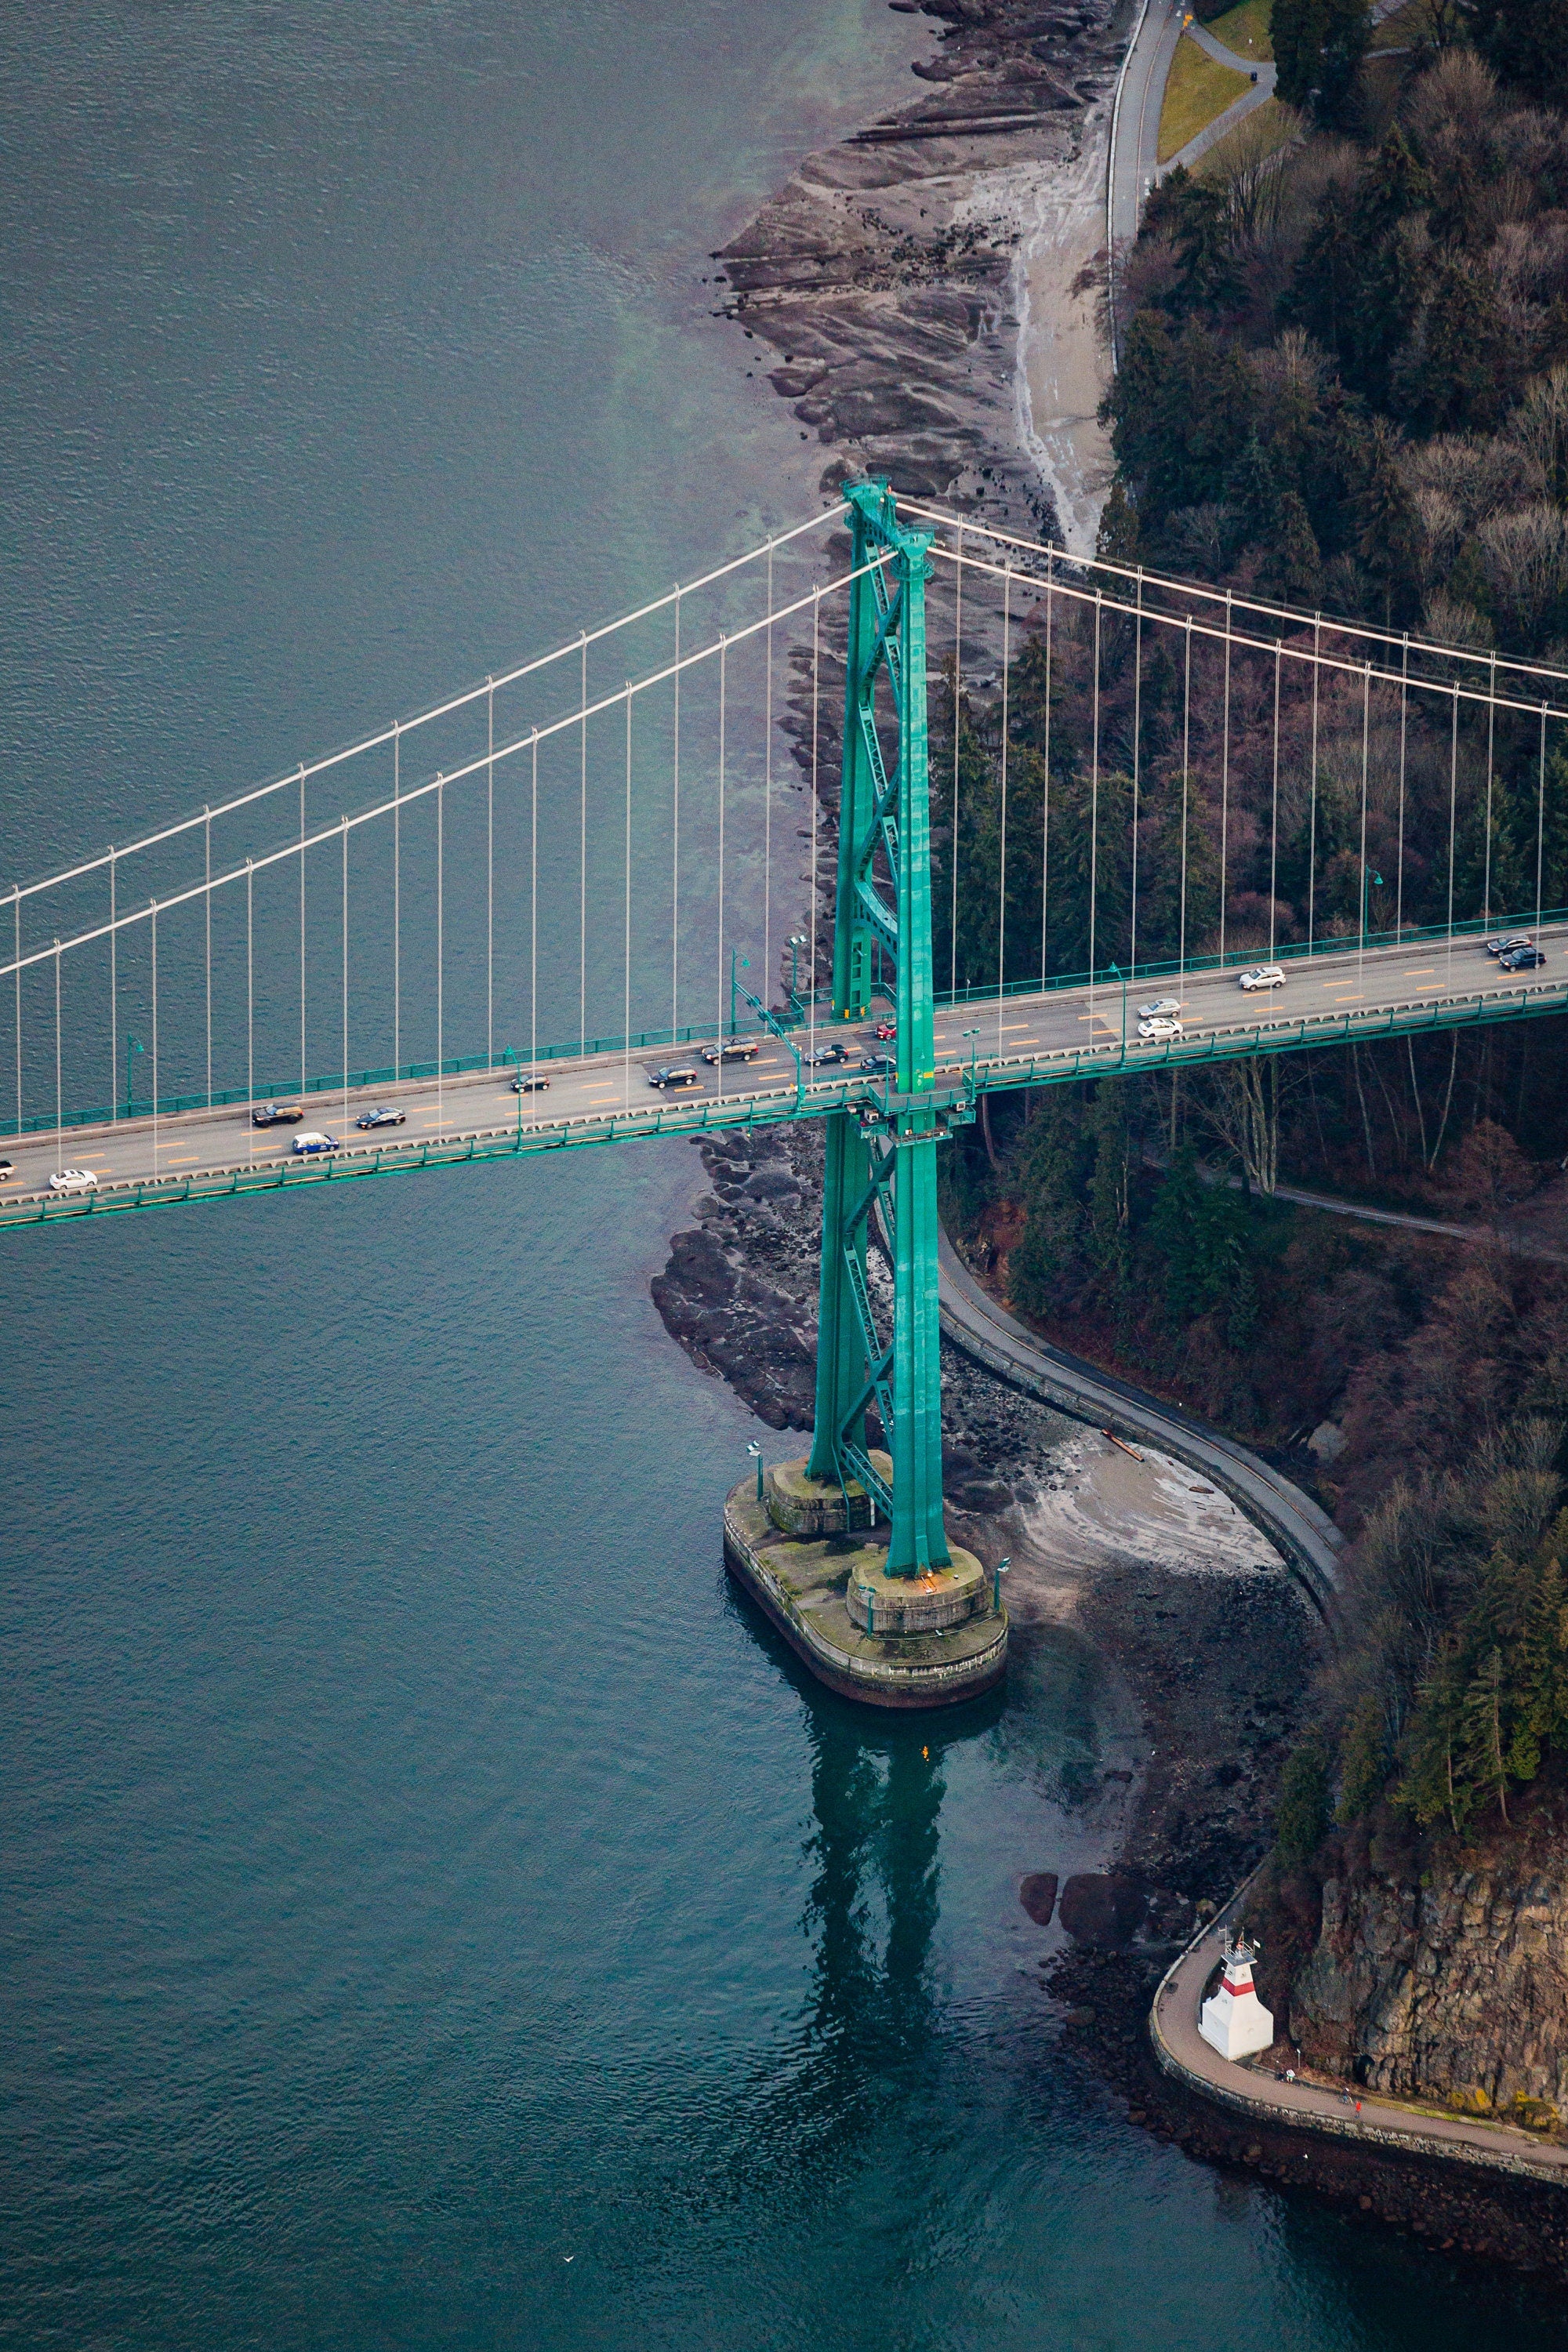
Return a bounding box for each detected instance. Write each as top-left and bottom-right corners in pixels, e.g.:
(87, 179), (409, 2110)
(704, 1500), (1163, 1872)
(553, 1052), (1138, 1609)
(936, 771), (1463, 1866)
(355, 1106), (406, 1129)
(859, 1052), (895, 1075)
(252, 1102), (304, 1127)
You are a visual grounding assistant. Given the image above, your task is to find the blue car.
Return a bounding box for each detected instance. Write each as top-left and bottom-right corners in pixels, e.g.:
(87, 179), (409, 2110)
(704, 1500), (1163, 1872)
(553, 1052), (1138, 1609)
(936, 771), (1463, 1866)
(292, 1131), (339, 1156)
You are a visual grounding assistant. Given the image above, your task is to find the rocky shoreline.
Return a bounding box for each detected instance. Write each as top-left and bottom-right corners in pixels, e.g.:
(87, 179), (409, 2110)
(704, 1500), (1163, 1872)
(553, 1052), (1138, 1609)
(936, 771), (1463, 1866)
(717, 0), (1123, 546)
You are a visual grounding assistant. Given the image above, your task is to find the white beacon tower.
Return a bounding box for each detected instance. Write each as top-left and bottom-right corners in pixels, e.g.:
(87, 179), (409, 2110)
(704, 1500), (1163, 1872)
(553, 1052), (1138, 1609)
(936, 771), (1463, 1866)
(1200, 1933), (1275, 2062)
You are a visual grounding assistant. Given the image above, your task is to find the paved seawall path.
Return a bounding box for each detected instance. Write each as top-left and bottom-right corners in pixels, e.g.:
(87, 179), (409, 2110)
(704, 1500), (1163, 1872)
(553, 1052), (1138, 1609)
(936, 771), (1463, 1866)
(1151, 1886), (1568, 2187)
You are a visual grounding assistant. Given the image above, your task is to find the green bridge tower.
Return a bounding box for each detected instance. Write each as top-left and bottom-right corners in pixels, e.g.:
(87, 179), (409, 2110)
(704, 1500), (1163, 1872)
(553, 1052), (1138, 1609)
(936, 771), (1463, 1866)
(805, 481), (957, 1577)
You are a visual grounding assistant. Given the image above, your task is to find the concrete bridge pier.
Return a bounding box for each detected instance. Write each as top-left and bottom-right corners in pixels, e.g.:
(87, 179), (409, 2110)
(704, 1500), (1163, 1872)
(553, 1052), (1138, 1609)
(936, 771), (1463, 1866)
(723, 1453), (1006, 1710)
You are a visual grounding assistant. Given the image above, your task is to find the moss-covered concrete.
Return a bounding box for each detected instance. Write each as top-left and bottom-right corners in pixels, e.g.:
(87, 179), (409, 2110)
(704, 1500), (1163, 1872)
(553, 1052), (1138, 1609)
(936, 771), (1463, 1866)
(763, 1453), (890, 1537)
(723, 1483), (1007, 1710)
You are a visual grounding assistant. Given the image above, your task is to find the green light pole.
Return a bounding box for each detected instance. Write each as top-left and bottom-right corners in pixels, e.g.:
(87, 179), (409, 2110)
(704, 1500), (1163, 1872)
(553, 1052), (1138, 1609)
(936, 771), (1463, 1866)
(1109, 961), (1127, 1058)
(746, 1439), (763, 1501)
(993, 1554), (1011, 1614)
(125, 1033), (143, 1119)
(729, 949), (750, 1041)
(786, 935), (807, 1020)
(962, 1026), (980, 1095)
(1362, 867), (1385, 946)
(500, 1046), (523, 1139)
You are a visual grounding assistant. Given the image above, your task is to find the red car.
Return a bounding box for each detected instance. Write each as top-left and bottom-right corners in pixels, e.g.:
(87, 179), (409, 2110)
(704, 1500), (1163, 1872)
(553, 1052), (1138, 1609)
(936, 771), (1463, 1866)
(872, 1019), (897, 1040)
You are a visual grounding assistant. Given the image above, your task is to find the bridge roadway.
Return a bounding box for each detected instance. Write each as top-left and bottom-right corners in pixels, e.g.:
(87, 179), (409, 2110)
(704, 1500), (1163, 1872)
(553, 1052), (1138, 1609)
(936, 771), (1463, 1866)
(4, 924), (1566, 1225)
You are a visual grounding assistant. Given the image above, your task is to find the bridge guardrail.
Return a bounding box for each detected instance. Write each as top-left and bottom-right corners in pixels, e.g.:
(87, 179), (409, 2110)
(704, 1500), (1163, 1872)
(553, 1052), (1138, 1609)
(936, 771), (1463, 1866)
(5, 971), (1567, 1229)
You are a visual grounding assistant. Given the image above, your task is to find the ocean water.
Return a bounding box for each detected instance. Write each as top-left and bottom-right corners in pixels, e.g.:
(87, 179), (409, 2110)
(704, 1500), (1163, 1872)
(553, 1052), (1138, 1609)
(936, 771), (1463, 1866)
(0, 6), (1560, 2347)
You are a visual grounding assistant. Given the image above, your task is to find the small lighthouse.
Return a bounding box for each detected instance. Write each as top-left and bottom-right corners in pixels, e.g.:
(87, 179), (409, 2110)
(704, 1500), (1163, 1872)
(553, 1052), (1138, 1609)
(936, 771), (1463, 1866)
(1200, 1933), (1275, 2062)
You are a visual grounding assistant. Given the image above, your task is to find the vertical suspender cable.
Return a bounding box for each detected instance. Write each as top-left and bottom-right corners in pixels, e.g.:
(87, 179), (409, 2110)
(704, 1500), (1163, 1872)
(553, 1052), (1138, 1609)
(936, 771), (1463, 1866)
(299, 768), (307, 1095)
(1357, 662), (1371, 981)
(205, 808), (212, 1108)
(342, 817), (349, 1137)
(952, 521), (964, 997)
(671, 588), (681, 1040)
(1537, 705), (1548, 938)
(1457, 682), (1467, 974)
(579, 633), (589, 1057)
(14, 888), (21, 1138)
(716, 636), (727, 1101)
(109, 852), (118, 1123)
(246, 861), (254, 1166)
(151, 901), (159, 1177)
(764, 543), (774, 1014)
(437, 773), (445, 1130)
(1088, 588), (1102, 994)
(1308, 616), (1320, 952)
(1178, 616), (1192, 977)
(1042, 552), (1054, 984)
(53, 940), (61, 1178)
(1396, 634), (1409, 936)
(1130, 572), (1143, 981)
(487, 677), (495, 1070)
(808, 586), (820, 1063)
(530, 731), (539, 1103)
(1269, 643), (1282, 960)
(1218, 592), (1232, 964)
(624, 685), (633, 1112)
(393, 720), (401, 1079)
(997, 561), (1011, 1045)
(1483, 649), (1497, 924)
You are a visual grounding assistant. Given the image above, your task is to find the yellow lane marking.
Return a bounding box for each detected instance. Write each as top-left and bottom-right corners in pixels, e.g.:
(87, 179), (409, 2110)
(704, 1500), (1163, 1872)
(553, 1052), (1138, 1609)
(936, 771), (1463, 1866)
(165, 1157), (202, 1166)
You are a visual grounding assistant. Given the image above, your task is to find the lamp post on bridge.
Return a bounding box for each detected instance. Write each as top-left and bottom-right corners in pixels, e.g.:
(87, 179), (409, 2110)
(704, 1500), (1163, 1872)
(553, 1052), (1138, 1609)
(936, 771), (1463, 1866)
(994, 1555), (1011, 1614)
(786, 935), (807, 1022)
(501, 1046), (523, 1140)
(1362, 868), (1385, 947)
(1109, 962), (1127, 1058)
(729, 949), (750, 1042)
(746, 1439), (763, 1502)
(963, 1026), (980, 1096)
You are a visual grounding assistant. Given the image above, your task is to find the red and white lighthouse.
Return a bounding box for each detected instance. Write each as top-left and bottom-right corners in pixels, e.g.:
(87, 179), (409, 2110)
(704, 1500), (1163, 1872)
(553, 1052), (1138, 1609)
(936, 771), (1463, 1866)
(1200, 1933), (1275, 2061)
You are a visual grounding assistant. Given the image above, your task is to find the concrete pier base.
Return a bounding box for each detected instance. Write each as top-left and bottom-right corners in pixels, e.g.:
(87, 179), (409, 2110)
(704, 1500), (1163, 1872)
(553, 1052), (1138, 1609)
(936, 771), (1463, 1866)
(724, 1456), (1007, 1711)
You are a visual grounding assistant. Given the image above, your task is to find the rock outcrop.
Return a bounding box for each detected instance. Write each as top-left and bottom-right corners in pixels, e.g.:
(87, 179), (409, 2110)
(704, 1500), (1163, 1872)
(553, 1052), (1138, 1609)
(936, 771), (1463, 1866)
(717, 0), (1123, 524)
(1283, 1796), (1568, 2129)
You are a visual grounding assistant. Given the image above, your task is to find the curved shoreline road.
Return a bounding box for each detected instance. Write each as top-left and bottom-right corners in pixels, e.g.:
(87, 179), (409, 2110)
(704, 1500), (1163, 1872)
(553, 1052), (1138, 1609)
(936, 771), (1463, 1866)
(935, 1225), (1345, 1611)
(1109, 0), (1184, 258)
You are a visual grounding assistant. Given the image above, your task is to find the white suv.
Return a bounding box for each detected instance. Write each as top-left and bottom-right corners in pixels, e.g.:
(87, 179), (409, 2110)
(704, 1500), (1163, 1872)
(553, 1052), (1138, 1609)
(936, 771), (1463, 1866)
(1138, 1015), (1185, 1042)
(49, 1167), (98, 1194)
(1239, 964), (1286, 992)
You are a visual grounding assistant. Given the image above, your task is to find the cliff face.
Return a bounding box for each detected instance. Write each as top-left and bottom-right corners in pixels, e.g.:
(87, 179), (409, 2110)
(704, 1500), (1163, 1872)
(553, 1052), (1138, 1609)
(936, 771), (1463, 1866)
(1285, 1804), (1568, 2125)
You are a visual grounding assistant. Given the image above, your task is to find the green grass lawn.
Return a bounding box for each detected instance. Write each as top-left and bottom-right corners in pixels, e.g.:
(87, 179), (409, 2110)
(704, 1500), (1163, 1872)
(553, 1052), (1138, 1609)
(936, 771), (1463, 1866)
(1158, 34), (1254, 163)
(1202, 0), (1274, 61)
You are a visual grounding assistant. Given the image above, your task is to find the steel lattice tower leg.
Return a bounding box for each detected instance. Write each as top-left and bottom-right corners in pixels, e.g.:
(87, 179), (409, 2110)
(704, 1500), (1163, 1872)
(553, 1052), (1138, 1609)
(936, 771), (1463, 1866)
(806, 483), (949, 1577)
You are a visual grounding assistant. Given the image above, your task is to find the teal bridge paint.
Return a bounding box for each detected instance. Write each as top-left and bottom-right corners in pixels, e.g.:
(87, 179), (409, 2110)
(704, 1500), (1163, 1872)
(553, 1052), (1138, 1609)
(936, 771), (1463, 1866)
(805, 483), (960, 1577)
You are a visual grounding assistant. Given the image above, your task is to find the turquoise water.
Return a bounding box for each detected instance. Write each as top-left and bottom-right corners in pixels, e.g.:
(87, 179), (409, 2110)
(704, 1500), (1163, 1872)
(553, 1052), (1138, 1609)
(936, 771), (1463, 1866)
(0, 7), (1560, 2346)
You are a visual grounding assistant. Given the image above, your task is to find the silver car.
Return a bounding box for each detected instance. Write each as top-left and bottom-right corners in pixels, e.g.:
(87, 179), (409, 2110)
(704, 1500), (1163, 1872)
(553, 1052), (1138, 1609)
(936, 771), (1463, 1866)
(1138, 996), (1181, 1019)
(1238, 964), (1286, 992)
(1138, 1015), (1184, 1042)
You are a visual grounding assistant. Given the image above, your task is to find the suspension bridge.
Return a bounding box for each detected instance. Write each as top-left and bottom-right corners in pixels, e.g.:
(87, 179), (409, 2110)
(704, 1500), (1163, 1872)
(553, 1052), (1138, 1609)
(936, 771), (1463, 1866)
(8, 482), (1568, 1700)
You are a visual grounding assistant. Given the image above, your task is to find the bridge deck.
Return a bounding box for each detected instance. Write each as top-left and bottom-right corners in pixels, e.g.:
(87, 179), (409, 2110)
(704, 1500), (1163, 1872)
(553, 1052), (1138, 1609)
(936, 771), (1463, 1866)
(5, 925), (1564, 1228)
